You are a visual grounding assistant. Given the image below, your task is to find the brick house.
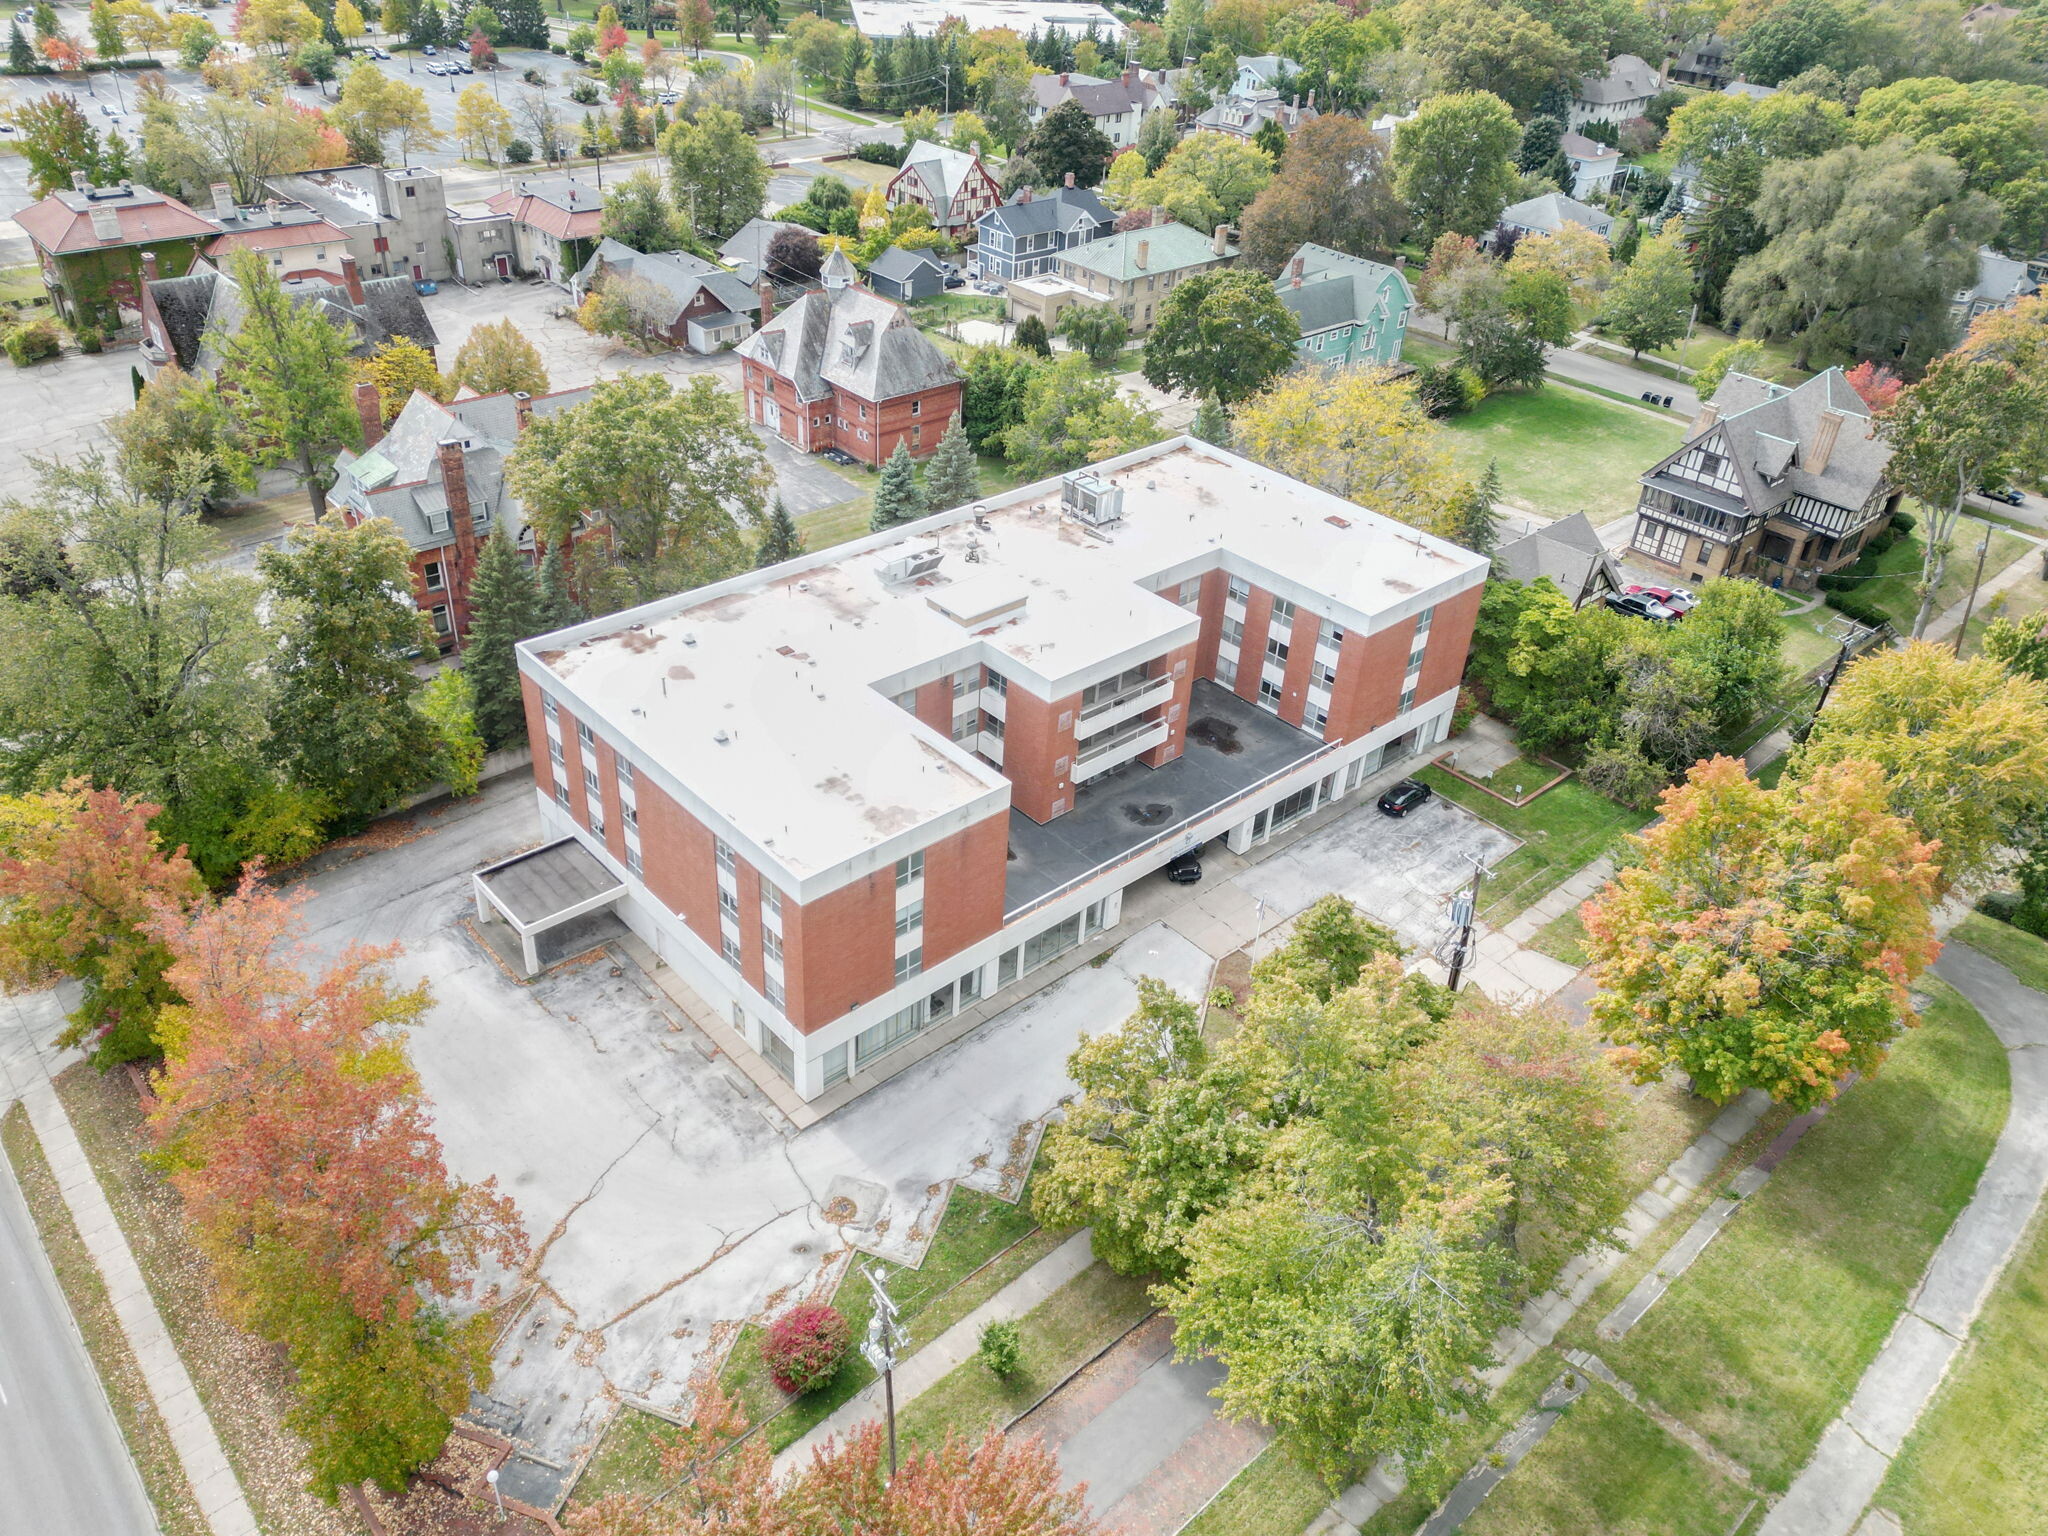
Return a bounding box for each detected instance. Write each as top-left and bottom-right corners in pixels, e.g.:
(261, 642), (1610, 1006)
(885, 143), (1002, 237)
(573, 238), (761, 352)
(1004, 218), (1237, 337)
(735, 265), (963, 465)
(330, 382), (594, 646)
(13, 176), (216, 331)
(482, 176), (606, 285)
(489, 438), (1486, 1104)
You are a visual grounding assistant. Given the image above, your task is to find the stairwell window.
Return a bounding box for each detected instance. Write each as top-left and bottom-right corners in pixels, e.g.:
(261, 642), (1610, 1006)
(423, 561), (446, 591)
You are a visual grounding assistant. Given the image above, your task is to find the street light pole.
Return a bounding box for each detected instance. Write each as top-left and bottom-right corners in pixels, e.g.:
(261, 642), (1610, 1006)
(1953, 519), (1995, 657)
(859, 1263), (907, 1481)
(1443, 857), (1486, 993)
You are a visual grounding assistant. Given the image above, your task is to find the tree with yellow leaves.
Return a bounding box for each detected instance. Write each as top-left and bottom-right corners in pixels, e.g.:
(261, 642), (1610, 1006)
(1505, 220), (1612, 312)
(452, 82), (512, 164)
(1230, 366), (1472, 540)
(237, 0), (320, 52)
(332, 0), (366, 45)
(359, 337), (448, 424)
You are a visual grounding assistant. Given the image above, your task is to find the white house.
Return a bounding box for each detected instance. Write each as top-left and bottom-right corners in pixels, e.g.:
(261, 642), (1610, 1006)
(1570, 53), (1659, 129)
(1559, 131), (1624, 200)
(1498, 193), (1615, 243)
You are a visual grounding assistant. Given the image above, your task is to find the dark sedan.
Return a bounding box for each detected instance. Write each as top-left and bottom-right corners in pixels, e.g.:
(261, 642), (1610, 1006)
(1377, 779), (1433, 817)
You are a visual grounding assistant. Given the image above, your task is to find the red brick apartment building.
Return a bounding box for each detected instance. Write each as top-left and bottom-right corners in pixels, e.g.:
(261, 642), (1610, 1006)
(477, 439), (1487, 1105)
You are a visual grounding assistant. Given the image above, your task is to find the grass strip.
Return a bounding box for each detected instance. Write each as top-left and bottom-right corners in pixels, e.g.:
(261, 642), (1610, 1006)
(1, 1102), (210, 1536)
(1416, 766), (1651, 924)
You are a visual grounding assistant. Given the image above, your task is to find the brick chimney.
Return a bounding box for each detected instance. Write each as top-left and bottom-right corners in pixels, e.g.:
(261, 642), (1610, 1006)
(1808, 409), (1846, 475)
(354, 380), (384, 447)
(1058, 71), (1069, 85)
(210, 182), (235, 220)
(141, 250), (158, 285)
(340, 252), (365, 305)
(756, 278), (775, 323)
(1123, 64), (1137, 89)
(1290, 254), (1304, 287)
(1690, 400), (1722, 436)
(513, 390), (533, 429)
(1213, 223), (1229, 256)
(438, 438), (478, 594)
(1018, 185), (1033, 204)
(1064, 170), (1075, 188)
(1135, 238), (1149, 270)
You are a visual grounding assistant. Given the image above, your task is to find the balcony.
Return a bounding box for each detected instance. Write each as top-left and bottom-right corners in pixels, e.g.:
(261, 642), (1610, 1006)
(1073, 716), (1170, 783)
(1076, 673), (1175, 737)
(1004, 681), (1330, 915)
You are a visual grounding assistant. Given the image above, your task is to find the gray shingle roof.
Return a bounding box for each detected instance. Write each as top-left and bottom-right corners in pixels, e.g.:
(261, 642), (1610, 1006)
(737, 284), (959, 406)
(1651, 368), (1891, 519)
(576, 238), (760, 327)
(1062, 222), (1233, 282)
(1492, 512), (1621, 601)
(894, 144), (990, 226)
(149, 264), (438, 373)
(719, 217), (805, 286)
(980, 185), (1112, 240)
(1576, 53), (1659, 106)
(1500, 193), (1614, 239)
(867, 244), (945, 283)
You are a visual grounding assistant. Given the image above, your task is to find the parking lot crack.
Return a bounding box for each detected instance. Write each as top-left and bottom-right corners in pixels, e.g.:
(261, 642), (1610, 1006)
(521, 1120), (662, 1286)
(594, 1205), (803, 1332)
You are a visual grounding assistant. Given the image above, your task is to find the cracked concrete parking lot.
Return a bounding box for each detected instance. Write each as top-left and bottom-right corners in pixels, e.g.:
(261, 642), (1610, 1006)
(283, 768), (1517, 1472)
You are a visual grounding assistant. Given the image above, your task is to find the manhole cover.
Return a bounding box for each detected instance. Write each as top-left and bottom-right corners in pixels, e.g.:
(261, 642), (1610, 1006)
(1188, 717), (1241, 754)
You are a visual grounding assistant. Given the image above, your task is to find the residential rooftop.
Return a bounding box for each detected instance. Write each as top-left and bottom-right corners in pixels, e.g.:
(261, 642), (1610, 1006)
(526, 438), (1485, 887)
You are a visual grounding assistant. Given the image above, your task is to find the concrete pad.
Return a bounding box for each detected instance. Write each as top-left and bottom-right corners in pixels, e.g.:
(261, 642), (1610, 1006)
(1731, 1165), (1770, 1198)
(1332, 1460), (1406, 1523)
(1843, 1314), (1961, 1456)
(1052, 1351), (1230, 1509)
(1757, 1422), (1892, 1536)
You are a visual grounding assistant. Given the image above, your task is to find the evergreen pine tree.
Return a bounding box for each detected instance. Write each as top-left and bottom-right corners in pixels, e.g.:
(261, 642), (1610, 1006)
(1253, 117), (1288, 163)
(835, 29), (868, 107)
(1015, 313), (1052, 356)
(921, 414), (979, 513)
(499, 0), (546, 47)
(462, 524), (544, 749)
(870, 440), (929, 531)
(9, 21), (35, 71)
(1453, 460), (1502, 557)
(1191, 395), (1230, 447)
(755, 497), (805, 567)
(410, 0), (444, 47)
(537, 538), (582, 629)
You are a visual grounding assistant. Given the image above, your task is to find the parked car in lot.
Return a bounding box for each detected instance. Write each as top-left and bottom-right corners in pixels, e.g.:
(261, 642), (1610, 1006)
(1377, 779), (1433, 817)
(1166, 849), (1203, 884)
(1622, 582), (1695, 615)
(457, 60), (473, 72)
(421, 43), (437, 53)
(1605, 591), (1680, 623)
(1980, 484), (2026, 506)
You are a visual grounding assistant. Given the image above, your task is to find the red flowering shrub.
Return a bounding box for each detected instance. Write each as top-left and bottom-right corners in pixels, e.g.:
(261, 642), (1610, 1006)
(760, 1302), (851, 1394)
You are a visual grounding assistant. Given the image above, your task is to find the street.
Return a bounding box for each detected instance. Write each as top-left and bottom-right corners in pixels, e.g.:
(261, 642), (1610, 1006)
(0, 1119), (159, 1536)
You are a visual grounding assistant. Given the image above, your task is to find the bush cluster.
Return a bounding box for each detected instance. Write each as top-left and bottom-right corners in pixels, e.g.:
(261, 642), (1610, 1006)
(1824, 587), (1891, 629)
(852, 139), (906, 167)
(759, 1302), (850, 1394)
(5, 319), (62, 367)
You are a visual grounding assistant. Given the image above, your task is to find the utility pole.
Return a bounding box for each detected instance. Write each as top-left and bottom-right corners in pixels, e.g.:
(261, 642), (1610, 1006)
(1953, 519), (1995, 657)
(859, 1263), (907, 1481)
(1801, 633), (1855, 742)
(1443, 857), (1486, 993)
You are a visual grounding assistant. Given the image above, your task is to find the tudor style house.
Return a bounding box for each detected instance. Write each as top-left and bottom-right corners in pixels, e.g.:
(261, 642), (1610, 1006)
(886, 143), (1002, 237)
(735, 259), (963, 465)
(1629, 368), (1900, 591)
(331, 383), (594, 645)
(975, 182), (1114, 282)
(1274, 243), (1413, 369)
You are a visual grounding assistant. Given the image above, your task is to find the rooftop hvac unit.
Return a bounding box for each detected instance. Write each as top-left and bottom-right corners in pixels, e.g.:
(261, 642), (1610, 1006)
(879, 545), (945, 584)
(1062, 470), (1123, 527)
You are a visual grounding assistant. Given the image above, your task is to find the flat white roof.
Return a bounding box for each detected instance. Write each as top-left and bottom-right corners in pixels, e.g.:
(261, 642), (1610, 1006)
(526, 438), (1486, 887)
(849, 0), (1124, 36)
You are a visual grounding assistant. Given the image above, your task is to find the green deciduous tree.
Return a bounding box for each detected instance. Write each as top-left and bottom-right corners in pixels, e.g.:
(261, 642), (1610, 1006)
(1396, 0), (1577, 114)
(1016, 98), (1116, 188)
(361, 335), (447, 425)
(1141, 269), (1298, 406)
(1393, 90), (1520, 243)
(260, 518), (439, 828)
(1001, 355), (1164, 477)
(1692, 338), (1771, 400)
(1238, 113), (1405, 275)
(108, 365), (254, 511)
(506, 373), (771, 608)
(601, 167), (684, 252)
(214, 249), (363, 521)
(14, 92), (128, 199)
(1054, 303), (1129, 365)
(449, 317), (549, 398)
(662, 104), (766, 240)
(1598, 229), (1693, 358)
(1583, 755), (1941, 1107)
(960, 344), (1044, 449)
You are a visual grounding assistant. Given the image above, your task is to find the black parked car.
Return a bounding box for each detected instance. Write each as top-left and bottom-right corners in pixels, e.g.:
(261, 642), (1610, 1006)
(1377, 779), (1433, 817)
(1604, 591), (1680, 623)
(1166, 848), (1204, 884)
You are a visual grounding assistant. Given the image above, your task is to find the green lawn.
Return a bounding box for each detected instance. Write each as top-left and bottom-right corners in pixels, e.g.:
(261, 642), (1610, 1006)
(1529, 905), (1591, 968)
(1459, 754), (1559, 801)
(1776, 608), (1841, 679)
(893, 1260), (1155, 1453)
(1582, 979), (2009, 1491)
(1880, 1200), (2048, 1534)
(1355, 1357), (1554, 1535)
(1180, 1443), (1330, 1536)
(794, 454), (1036, 555)
(1417, 766), (1652, 925)
(1828, 517), (2029, 635)
(909, 293), (1003, 329)
(1439, 386), (1685, 524)
(1950, 912), (2048, 994)
(1960, 565), (2048, 658)
(1462, 1382), (1753, 1536)
(1633, 323), (1812, 385)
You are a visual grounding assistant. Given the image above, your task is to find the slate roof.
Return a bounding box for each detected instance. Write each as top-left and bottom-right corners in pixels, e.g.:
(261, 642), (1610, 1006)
(1029, 69), (1169, 120)
(1061, 222), (1232, 282)
(1500, 192), (1614, 239)
(980, 185), (1112, 240)
(1576, 53), (1659, 106)
(1652, 369), (1891, 518)
(15, 182), (217, 255)
(576, 238), (759, 328)
(1195, 92), (1317, 138)
(483, 177), (606, 240)
(1492, 512), (1621, 602)
(1962, 246), (2038, 308)
(332, 385), (594, 553)
(867, 244), (945, 284)
(147, 262), (439, 374)
(736, 283), (960, 406)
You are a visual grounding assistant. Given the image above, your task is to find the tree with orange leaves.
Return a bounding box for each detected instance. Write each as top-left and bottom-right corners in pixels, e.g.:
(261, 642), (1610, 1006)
(147, 876), (526, 1497)
(0, 781), (203, 1066)
(1582, 755), (1942, 1109)
(567, 1385), (1103, 1536)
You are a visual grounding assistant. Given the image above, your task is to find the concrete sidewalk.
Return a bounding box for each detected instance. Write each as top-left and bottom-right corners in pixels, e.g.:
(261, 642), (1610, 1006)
(773, 1228), (1097, 1474)
(1759, 942), (2048, 1536)
(21, 1082), (260, 1536)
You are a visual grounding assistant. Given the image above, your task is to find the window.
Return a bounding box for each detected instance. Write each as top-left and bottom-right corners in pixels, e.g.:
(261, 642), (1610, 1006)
(1215, 655), (1237, 688)
(895, 899), (923, 937)
(985, 670), (1008, 696)
(1399, 685), (1416, 712)
(577, 722), (593, 749)
(895, 850), (924, 887)
(430, 605), (452, 636)
(1179, 579), (1201, 607)
(982, 712), (1005, 739)
(719, 886), (739, 918)
(549, 737), (565, 765)
(1023, 912), (1082, 971)
(626, 846), (643, 875)
(1227, 576), (1250, 604)
(952, 713), (977, 742)
(959, 968), (982, 1004)
(768, 977), (787, 1012)
(1415, 605), (1435, 633)
(722, 936), (743, 968)
(951, 667), (978, 697)
(542, 694), (558, 721)
(1258, 678), (1283, 709)
(554, 783), (570, 809)
(894, 688), (919, 710)
(856, 1002), (926, 1068)
(590, 810), (605, 837)
(1270, 783), (1315, 829)
(1633, 518), (1689, 565)
(618, 760), (635, 786)
(583, 766), (600, 796)
(1222, 616), (1244, 646)
(997, 948), (1019, 987)
(1271, 596), (1297, 624)
(760, 1024), (794, 1081)
(763, 927), (782, 963)
(763, 886), (782, 917)
(716, 838), (736, 873)
(404, 185), (417, 197)
(1311, 709), (1330, 733)
(1327, 626), (1345, 646)
(894, 947), (922, 983)
(1265, 636), (1289, 665)
(911, 399), (922, 416)
(423, 560), (446, 591)
(1311, 662), (1336, 691)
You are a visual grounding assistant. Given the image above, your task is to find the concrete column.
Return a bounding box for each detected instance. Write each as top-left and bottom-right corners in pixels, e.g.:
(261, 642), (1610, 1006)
(521, 931), (539, 976)
(1226, 819), (1254, 855)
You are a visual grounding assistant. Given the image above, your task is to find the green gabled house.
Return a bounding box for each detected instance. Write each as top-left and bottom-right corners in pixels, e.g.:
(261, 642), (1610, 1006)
(1273, 242), (1415, 369)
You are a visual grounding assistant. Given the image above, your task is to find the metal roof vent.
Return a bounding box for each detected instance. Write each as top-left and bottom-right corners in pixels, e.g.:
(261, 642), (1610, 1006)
(681, 631), (697, 645)
(879, 545), (945, 584)
(713, 728), (730, 743)
(1062, 470), (1122, 527)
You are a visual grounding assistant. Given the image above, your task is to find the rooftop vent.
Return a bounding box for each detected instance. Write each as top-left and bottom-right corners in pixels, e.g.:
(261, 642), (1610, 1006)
(681, 631), (697, 646)
(713, 728), (730, 743)
(1062, 470), (1123, 528)
(879, 545), (945, 584)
